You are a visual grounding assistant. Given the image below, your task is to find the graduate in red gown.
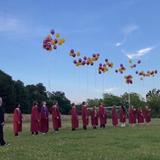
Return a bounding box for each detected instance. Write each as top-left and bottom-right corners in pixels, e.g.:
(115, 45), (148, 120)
(143, 106), (151, 125)
(98, 103), (107, 128)
(13, 104), (23, 136)
(120, 106), (126, 127)
(128, 106), (137, 127)
(137, 108), (144, 125)
(112, 106), (118, 127)
(40, 101), (49, 134)
(71, 103), (79, 131)
(51, 102), (61, 132)
(91, 106), (98, 129)
(31, 102), (40, 135)
(81, 102), (89, 130)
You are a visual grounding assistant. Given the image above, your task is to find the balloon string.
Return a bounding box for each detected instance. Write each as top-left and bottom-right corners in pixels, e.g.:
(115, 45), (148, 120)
(77, 68), (80, 102)
(128, 85), (131, 108)
(48, 55), (52, 92)
(102, 74), (105, 95)
(94, 67), (97, 98)
(86, 67), (89, 99)
(142, 80), (144, 96)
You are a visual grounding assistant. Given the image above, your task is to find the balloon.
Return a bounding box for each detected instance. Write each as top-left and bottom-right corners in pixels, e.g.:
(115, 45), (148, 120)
(53, 45), (57, 49)
(55, 33), (60, 38)
(137, 60), (141, 64)
(105, 59), (108, 63)
(83, 56), (87, 60)
(92, 54), (96, 57)
(43, 30), (65, 52)
(78, 58), (82, 63)
(70, 49), (74, 53)
(73, 60), (77, 64)
(77, 51), (80, 56)
(58, 39), (63, 45)
(51, 40), (55, 45)
(50, 29), (55, 35)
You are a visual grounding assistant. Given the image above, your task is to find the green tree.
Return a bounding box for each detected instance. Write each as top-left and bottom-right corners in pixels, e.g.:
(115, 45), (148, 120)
(48, 91), (71, 114)
(103, 93), (122, 106)
(146, 89), (160, 117)
(121, 92), (146, 108)
(86, 98), (102, 107)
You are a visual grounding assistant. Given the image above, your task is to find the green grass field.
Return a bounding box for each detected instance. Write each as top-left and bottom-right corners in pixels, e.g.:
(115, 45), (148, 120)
(1, 117), (160, 160)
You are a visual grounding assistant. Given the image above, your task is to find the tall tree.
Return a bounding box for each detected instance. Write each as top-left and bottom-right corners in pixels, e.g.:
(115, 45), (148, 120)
(121, 92), (146, 108)
(146, 89), (160, 116)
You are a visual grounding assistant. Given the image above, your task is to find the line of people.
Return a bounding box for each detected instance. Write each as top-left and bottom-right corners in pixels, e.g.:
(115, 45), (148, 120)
(12, 101), (151, 137)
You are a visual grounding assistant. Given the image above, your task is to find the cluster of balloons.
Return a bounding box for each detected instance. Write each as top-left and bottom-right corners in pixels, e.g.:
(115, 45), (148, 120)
(69, 49), (80, 57)
(73, 52), (100, 67)
(124, 75), (133, 84)
(136, 70), (158, 80)
(115, 64), (126, 74)
(98, 59), (114, 74)
(129, 59), (141, 69)
(43, 29), (65, 51)
(42, 29), (158, 86)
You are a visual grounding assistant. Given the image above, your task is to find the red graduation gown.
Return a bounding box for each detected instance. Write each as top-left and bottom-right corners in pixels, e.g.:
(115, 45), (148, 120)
(143, 108), (151, 123)
(120, 106), (126, 123)
(81, 105), (89, 127)
(91, 108), (98, 127)
(129, 108), (136, 124)
(112, 107), (118, 126)
(138, 109), (144, 123)
(13, 108), (22, 134)
(71, 107), (79, 129)
(51, 106), (61, 129)
(98, 105), (107, 125)
(31, 106), (40, 132)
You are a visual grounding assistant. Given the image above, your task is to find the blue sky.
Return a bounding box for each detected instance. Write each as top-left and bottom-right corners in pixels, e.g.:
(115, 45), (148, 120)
(0, 0), (160, 103)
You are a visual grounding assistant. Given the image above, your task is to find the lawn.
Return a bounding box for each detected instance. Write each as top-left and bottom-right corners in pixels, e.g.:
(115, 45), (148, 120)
(1, 117), (160, 160)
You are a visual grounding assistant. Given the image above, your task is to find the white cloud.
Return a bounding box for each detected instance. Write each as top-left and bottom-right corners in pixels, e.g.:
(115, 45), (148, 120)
(122, 24), (139, 35)
(104, 87), (118, 93)
(126, 47), (154, 59)
(0, 15), (21, 32)
(115, 24), (139, 47)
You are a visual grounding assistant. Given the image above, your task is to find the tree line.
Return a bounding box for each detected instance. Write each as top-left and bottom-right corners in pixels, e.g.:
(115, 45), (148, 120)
(0, 69), (160, 116)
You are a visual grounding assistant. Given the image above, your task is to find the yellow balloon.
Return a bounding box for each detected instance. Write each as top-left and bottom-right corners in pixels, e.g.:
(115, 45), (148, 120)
(61, 38), (65, 43)
(77, 51), (80, 56)
(58, 40), (63, 45)
(51, 40), (55, 45)
(55, 33), (60, 38)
